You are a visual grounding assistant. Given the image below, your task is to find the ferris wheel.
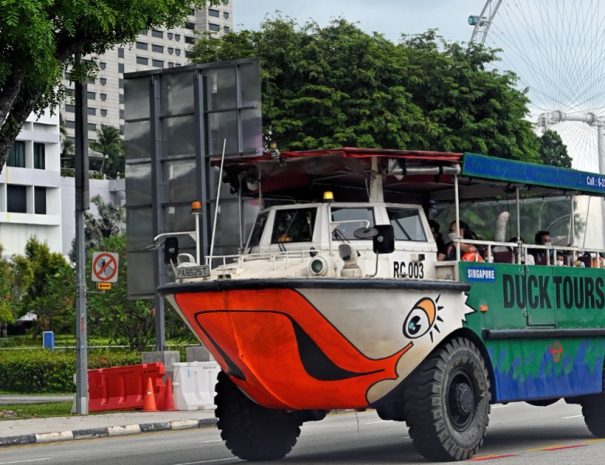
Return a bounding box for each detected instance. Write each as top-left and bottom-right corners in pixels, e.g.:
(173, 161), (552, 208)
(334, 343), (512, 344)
(468, 0), (605, 173)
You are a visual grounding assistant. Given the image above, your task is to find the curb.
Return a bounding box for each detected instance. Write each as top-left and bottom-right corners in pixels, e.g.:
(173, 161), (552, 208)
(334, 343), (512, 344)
(0, 417), (217, 448)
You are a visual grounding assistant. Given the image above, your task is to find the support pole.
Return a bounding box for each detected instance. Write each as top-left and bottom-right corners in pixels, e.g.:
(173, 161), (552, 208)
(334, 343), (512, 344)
(74, 60), (89, 415)
(598, 123), (605, 249)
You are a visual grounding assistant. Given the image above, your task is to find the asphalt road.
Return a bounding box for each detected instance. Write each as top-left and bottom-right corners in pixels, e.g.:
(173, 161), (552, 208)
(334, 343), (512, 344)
(1, 400), (604, 465)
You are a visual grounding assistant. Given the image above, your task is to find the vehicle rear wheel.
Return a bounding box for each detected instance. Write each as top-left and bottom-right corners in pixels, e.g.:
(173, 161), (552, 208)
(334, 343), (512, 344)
(581, 392), (605, 437)
(215, 371), (301, 461)
(402, 337), (491, 461)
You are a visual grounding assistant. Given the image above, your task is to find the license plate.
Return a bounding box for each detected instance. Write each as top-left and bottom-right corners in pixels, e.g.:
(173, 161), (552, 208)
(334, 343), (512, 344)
(176, 265), (210, 279)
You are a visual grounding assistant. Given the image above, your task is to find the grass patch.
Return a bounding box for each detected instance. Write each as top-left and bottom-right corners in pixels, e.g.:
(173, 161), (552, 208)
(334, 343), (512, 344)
(0, 402), (72, 421)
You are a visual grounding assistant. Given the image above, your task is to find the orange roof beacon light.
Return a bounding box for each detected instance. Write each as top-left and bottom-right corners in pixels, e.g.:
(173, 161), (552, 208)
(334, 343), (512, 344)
(191, 200), (203, 213)
(323, 191), (334, 202)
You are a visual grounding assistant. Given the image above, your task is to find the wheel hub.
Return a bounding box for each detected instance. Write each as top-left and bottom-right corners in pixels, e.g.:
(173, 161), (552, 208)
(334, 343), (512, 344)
(453, 383), (474, 415)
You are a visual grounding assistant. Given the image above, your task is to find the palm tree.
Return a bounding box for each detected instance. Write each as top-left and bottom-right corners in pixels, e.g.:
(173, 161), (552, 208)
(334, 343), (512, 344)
(90, 126), (124, 178)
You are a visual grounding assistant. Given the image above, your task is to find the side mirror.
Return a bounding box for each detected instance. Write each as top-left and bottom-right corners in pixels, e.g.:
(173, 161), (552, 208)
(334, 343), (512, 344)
(163, 237), (179, 264)
(373, 225), (395, 254)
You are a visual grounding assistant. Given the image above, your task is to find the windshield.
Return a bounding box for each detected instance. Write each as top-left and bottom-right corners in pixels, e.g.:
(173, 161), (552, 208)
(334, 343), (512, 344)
(246, 212), (268, 251)
(387, 208), (427, 241)
(271, 208), (317, 243)
(331, 207), (375, 240)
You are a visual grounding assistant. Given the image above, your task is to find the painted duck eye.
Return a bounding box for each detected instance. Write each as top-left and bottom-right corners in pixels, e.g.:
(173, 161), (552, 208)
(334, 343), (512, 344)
(403, 297), (437, 339)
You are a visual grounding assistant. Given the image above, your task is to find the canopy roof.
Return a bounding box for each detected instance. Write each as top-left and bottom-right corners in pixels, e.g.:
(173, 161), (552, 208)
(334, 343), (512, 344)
(217, 148), (605, 202)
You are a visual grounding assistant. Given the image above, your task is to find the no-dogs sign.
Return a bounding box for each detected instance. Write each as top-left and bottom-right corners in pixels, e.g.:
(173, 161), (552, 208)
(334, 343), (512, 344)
(91, 252), (119, 283)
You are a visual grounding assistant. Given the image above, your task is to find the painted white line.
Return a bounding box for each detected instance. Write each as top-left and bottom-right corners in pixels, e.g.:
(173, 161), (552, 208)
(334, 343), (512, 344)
(173, 458), (236, 465)
(365, 420), (385, 424)
(0, 459), (51, 465)
(171, 420), (200, 430)
(563, 414), (583, 419)
(202, 439), (223, 443)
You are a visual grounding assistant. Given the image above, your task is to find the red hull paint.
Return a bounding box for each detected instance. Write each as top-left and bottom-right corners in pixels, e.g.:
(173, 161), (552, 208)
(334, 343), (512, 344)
(174, 288), (411, 410)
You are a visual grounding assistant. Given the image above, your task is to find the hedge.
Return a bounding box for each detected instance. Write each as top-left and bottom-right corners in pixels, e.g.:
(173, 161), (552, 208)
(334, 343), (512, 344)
(0, 350), (141, 393)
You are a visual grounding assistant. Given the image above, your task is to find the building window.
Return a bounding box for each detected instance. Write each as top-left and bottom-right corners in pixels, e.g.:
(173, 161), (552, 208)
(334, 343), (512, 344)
(119, 94), (124, 104)
(7, 185), (27, 213)
(152, 44), (164, 53)
(35, 187), (46, 215)
(119, 78), (124, 88)
(136, 41), (148, 50)
(88, 77), (95, 84)
(185, 22), (195, 30)
(168, 32), (173, 40)
(208, 8), (220, 17)
(224, 26), (230, 33)
(208, 23), (220, 32)
(99, 62), (106, 70)
(119, 109), (125, 120)
(136, 56), (148, 65)
(88, 123), (96, 131)
(185, 50), (193, 59)
(87, 91), (95, 100)
(65, 104), (75, 113)
(100, 77), (107, 85)
(118, 47), (124, 58)
(175, 49), (181, 56)
(88, 107), (96, 116)
(152, 59), (163, 68)
(7, 141), (25, 167)
(66, 120), (76, 129)
(185, 36), (195, 44)
(168, 62), (174, 68)
(224, 11), (229, 19)
(118, 63), (124, 73)
(101, 109), (107, 117)
(168, 47), (174, 55)
(100, 93), (107, 101)
(175, 34), (181, 41)
(189, 8), (195, 15)
(34, 143), (45, 169)
(151, 29), (163, 38)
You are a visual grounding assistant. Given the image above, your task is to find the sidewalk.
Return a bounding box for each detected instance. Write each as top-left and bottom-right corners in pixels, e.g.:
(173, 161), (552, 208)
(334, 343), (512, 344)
(0, 408), (217, 447)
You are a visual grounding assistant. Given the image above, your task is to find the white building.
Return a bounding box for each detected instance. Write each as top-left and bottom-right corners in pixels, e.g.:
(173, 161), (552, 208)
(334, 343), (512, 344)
(62, 3), (233, 146)
(0, 110), (62, 256)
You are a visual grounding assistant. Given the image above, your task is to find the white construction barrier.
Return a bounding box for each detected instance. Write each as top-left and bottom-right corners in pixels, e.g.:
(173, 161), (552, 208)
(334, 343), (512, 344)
(172, 361), (221, 411)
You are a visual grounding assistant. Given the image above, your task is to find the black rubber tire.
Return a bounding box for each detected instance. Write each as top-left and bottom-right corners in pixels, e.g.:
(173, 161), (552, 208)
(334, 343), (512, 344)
(402, 337), (491, 462)
(581, 392), (605, 437)
(215, 371), (301, 461)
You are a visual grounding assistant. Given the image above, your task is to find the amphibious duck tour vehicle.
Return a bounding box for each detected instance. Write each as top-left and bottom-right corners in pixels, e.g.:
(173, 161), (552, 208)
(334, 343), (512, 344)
(158, 148), (605, 461)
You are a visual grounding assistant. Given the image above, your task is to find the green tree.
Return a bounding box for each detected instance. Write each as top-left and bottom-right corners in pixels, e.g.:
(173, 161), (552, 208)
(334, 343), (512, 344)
(90, 126), (124, 178)
(190, 18), (540, 161)
(539, 129), (572, 168)
(0, 0), (221, 173)
(0, 246), (15, 333)
(16, 238), (74, 334)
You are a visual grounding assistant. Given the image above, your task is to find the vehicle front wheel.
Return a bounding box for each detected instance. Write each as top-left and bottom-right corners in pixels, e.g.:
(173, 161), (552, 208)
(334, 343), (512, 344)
(402, 337), (491, 461)
(215, 371), (301, 461)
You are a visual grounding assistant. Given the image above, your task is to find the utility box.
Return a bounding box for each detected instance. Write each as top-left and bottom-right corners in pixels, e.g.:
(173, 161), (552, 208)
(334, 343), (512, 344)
(42, 331), (55, 351)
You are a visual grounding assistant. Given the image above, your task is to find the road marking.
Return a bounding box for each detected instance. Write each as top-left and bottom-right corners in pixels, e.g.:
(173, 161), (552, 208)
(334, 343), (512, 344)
(468, 454), (517, 461)
(562, 414), (583, 419)
(202, 439), (223, 443)
(584, 438), (605, 444)
(539, 444), (586, 452)
(173, 459), (237, 465)
(0, 459), (51, 465)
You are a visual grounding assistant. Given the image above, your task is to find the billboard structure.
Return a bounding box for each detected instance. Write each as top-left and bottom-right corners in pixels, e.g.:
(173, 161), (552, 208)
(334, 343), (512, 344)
(124, 59), (262, 318)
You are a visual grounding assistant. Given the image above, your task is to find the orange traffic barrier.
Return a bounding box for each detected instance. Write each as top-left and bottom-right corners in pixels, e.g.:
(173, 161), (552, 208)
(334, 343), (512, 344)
(88, 362), (166, 412)
(143, 377), (158, 412)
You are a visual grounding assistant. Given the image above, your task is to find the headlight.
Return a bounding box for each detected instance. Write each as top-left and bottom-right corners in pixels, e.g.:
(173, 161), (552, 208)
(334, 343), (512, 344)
(309, 256), (329, 276)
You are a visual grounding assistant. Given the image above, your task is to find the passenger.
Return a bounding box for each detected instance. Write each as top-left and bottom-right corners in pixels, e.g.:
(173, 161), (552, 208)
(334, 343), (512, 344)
(531, 230), (551, 265)
(444, 221), (483, 261)
(429, 220), (447, 260)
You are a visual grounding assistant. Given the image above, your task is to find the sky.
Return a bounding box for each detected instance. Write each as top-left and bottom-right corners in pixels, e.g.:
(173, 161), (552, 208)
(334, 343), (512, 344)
(231, 0), (486, 43)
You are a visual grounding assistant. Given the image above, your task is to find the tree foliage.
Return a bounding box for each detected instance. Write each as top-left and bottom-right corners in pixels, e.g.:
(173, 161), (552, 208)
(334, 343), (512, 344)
(90, 126), (124, 178)
(0, 0), (221, 173)
(191, 18), (540, 161)
(539, 129), (572, 168)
